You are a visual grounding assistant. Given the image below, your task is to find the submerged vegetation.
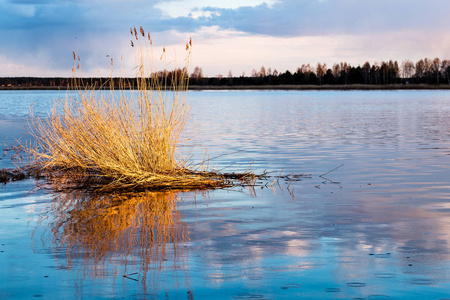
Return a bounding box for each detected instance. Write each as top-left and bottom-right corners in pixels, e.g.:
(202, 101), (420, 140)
(22, 27), (257, 191)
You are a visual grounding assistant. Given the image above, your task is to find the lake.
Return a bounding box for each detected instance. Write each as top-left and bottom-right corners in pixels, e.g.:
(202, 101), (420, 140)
(1, 90), (450, 299)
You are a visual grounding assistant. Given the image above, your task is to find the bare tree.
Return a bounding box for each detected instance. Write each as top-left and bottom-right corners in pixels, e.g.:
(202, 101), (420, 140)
(441, 60), (450, 84)
(332, 63), (341, 77)
(332, 63), (341, 83)
(432, 57), (441, 84)
(393, 61), (400, 82)
(296, 64), (311, 82)
(259, 66), (266, 78)
(362, 62), (371, 84)
(380, 61), (389, 84)
(340, 62), (350, 84)
(371, 62), (380, 85)
(423, 58), (432, 83)
(415, 59), (425, 82)
(190, 66), (203, 79)
(316, 63), (326, 84)
(401, 59), (415, 79)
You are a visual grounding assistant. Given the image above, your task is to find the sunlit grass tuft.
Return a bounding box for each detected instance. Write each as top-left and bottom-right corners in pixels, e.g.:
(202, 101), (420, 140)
(27, 27), (256, 191)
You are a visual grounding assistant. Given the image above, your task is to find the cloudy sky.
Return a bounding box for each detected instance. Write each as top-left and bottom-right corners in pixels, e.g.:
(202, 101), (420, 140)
(0, 0), (449, 77)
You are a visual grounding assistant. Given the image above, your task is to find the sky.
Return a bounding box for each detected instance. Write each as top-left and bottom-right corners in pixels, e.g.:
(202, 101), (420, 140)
(0, 0), (449, 77)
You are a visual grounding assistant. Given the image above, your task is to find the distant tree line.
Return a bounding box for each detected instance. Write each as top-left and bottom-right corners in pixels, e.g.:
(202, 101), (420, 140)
(190, 57), (450, 86)
(0, 70), (189, 89)
(0, 77), (73, 88)
(1, 57), (449, 88)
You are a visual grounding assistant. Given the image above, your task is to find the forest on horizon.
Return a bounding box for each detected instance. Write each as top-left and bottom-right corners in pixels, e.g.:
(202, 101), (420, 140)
(1, 57), (449, 88)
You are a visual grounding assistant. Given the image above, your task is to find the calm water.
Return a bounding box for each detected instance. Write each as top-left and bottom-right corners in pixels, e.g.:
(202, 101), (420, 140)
(1, 90), (450, 299)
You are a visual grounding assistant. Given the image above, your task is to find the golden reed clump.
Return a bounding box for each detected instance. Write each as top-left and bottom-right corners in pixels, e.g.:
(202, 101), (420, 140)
(27, 26), (256, 191)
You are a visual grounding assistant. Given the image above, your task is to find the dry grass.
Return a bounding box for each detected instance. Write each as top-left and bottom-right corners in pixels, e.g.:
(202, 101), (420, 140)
(27, 27), (256, 191)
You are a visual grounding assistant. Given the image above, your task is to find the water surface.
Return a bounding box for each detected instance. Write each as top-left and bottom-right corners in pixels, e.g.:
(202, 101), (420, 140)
(0, 90), (449, 299)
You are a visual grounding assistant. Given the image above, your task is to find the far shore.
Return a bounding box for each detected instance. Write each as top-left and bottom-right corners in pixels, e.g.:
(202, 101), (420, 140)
(188, 84), (450, 91)
(1, 84), (449, 91)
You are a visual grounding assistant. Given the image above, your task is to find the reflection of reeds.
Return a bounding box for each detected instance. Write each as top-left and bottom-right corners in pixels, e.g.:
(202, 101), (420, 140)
(27, 26), (256, 190)
(42, 187), (189, 283)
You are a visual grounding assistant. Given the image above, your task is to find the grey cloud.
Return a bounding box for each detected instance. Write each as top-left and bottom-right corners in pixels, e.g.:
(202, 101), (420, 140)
(183, 0), (450, 37)
(0, 1), (180, 72)
(1, 0), (448, 76)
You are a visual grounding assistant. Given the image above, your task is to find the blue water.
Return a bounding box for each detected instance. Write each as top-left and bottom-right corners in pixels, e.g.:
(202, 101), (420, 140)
(1, 90), (450, 299)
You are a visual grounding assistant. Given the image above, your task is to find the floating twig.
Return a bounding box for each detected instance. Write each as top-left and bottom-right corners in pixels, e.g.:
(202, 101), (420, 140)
(123, 272), (139, 282)
(319, 164), (344, 178)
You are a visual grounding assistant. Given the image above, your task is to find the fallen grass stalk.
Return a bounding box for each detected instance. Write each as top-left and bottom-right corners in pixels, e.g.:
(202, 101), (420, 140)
(30, 167), (262, 192)
(0, 168), (28, 183)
